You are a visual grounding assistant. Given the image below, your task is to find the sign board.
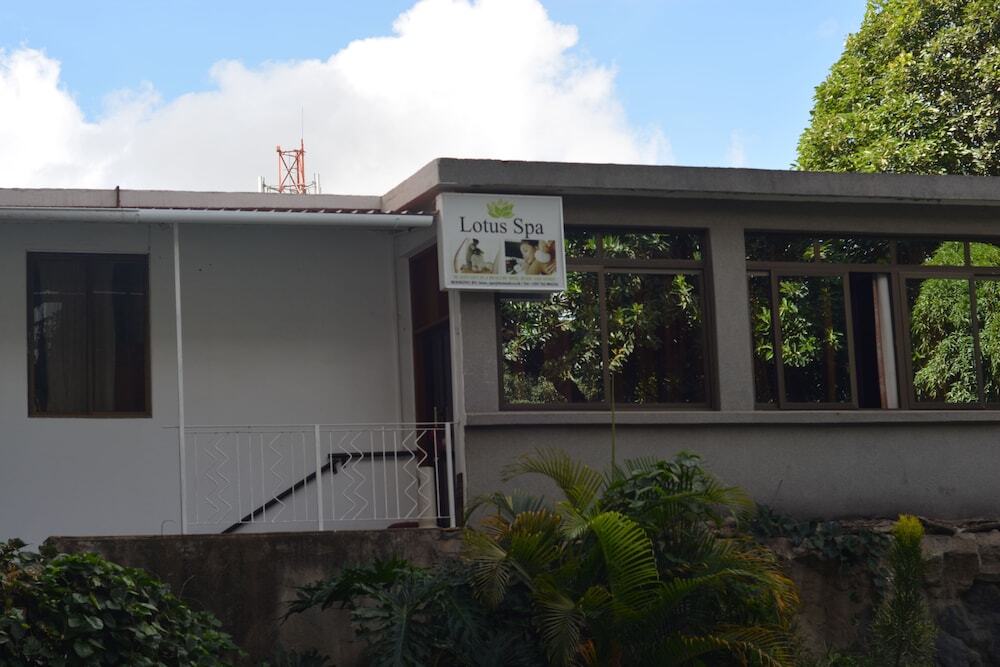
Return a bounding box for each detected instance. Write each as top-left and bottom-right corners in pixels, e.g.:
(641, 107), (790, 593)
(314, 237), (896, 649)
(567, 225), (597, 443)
(437, 193), (566, 291)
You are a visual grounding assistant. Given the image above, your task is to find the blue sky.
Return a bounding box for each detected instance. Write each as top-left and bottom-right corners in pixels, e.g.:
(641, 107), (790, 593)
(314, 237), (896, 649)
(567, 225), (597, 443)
(0, 0), (868, 191)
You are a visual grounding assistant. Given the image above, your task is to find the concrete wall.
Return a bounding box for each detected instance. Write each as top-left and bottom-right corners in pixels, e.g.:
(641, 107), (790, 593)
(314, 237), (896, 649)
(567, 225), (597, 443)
(0, 221), (405, 545)
(48, 529), (463, 666)
(454, 196), (1000, 519)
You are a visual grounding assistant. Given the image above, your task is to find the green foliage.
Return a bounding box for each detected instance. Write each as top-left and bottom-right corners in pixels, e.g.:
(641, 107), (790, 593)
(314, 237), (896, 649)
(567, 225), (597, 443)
(261, 645), (333, 667)
(290, 453), (799, 666)
(287, 558), (542, 667)
(465, 450), (799, 666)
(870, 515), (937, 666)
(0, 539), (240, 666)
(750, 505), (890, 584)
(797, 0), (1000, 175)
(501, 239), (705, 405)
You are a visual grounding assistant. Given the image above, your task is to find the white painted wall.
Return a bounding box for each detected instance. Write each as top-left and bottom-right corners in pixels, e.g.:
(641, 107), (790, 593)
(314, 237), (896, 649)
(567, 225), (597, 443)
(0, 221), (405, 545)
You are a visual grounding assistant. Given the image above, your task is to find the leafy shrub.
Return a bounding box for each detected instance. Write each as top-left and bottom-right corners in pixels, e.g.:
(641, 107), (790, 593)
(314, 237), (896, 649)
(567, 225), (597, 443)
(261, 645), (333, 666)
(290, 451), (800, 666)
(751, 505), (890, 591)
(0, 539), (240, 666)
(467, 450), (799, 665)
(288, 558), (542, 666)
(870, 515), (937, 667)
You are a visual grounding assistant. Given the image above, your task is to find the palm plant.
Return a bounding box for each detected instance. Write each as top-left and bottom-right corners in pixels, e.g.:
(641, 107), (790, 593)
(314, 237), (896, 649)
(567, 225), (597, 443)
(463, 450), (798, 666)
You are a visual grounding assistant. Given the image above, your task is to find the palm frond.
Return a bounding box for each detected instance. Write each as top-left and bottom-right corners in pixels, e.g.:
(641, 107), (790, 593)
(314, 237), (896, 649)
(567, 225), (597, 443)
(587, 511), (661, 615)
(464, 490), (548, 526)
(463, 529), (515, 607)
(534, 586), (586, 667)
(504, 449), (604, 514)
(654, 626), (793, 667)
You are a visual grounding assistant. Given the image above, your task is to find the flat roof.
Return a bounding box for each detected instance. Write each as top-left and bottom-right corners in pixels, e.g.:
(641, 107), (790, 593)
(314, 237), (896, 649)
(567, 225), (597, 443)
(384, 159), (1000, 211)
(5, 159), (1000, 214)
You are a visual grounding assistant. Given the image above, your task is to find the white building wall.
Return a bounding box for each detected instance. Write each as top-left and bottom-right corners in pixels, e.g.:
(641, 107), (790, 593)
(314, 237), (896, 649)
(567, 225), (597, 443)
(0, 221), (403, 545)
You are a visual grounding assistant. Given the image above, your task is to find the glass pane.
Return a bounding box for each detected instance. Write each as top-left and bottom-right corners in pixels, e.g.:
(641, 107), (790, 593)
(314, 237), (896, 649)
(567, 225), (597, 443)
(969, 242), (1000, 267)
(91, 259), (148, 413)
(605, 272), (706, 404)
(977, 280), (1000, 403)
(748, 274), (778, 404)
(29, 257), (88, 414)
(896, 239), (965, 266)
(777, 275), (851, 403)
(816, 238), (890, 264)
(564, 229), (597, 258)
(745, 233), (816, 262)
(602, 231), (703, 261)
(906, 278), (977, 403)
(500, 272), (603, 404)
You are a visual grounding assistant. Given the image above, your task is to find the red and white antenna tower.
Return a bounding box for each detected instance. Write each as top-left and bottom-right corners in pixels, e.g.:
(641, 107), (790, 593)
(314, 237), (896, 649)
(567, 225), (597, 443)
(258, 126), (321, 194)
(276, 140), (308, 194)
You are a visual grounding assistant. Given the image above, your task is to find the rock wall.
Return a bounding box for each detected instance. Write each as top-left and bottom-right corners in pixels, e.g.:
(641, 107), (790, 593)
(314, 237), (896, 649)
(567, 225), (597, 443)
(773, 521), (1000, 667)
(48, 523), (1000, 666)
(47, 529), (462, 666)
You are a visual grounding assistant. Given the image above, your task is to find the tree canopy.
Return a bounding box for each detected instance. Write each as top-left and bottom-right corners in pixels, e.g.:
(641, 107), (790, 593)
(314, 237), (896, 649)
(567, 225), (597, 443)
(797, 0), (1000, 174)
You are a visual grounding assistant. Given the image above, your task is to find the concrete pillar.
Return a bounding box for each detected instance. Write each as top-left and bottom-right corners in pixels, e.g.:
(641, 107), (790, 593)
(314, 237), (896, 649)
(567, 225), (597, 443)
(707, 224), (755, 411)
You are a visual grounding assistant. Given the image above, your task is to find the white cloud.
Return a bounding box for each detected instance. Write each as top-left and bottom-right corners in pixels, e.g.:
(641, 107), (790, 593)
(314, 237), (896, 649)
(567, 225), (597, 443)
(725, 130), (746, 168)
(0, 0), (671, 193)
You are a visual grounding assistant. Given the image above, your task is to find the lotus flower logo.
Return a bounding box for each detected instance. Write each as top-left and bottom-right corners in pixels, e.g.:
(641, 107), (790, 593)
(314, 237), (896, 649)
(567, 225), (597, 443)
(486, 199), (515, 219)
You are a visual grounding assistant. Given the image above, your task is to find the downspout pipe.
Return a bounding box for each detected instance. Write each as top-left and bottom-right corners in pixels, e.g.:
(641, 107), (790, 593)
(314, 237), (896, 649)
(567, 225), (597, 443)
(0, 207), (434, 228)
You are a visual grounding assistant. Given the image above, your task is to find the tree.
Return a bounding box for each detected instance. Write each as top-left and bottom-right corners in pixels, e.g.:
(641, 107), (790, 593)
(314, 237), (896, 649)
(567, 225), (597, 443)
(464, 451), (798, 666)
(797, 0), (1000, 175)
(870, 515), (937, 666)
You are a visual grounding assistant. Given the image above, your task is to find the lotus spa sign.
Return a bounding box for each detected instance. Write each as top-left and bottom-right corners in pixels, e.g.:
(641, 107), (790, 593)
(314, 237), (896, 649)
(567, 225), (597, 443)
(437, 193), (566, 291)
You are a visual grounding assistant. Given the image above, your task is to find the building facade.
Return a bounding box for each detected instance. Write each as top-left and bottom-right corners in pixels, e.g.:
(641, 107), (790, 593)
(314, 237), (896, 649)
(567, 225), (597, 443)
(3, 159), (1000, 544)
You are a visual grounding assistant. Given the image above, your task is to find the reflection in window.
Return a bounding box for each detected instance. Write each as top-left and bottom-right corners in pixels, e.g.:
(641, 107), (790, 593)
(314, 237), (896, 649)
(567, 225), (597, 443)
(500, 272), (603, 404)
(906, 278), (977, 404)
(745, 234), (816, 262)
(564, 229), (598, 258)
(778, 276), (851, 404)
(28, 253), (149, 416)
(503, 228), (709, 408)
(816, 238), (890, 264)
(745, 234), (890, 264)
(605, 273), (705, 404)
(603, 232), (702, 260)
(976, 280), (1000, 403)
(748, 273), (778, 404)
(896, 239), (965, 266)
(970, 242), (1000, 267)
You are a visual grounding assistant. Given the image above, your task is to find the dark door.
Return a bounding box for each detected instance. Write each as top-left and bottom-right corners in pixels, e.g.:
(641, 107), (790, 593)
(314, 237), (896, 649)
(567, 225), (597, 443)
(410, 245), (452, 424)
(409, 246), (455, 524)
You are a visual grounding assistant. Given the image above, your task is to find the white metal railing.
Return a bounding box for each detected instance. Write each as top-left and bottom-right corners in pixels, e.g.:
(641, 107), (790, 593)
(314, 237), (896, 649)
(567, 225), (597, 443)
(182, 423), (456, 533)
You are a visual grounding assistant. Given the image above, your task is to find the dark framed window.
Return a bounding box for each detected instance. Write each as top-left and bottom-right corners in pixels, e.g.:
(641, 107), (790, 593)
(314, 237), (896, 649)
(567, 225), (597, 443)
(499, 229), (710, 409)
(27, 253), (150, 417)
(747, 233), (1000, 409)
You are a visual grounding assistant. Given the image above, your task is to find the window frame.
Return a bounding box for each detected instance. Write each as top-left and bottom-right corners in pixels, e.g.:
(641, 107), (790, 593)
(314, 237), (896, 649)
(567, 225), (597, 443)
(746, 233), (1000, 410)
(26, 252), (152, 418)
(496, 228), (713, 411)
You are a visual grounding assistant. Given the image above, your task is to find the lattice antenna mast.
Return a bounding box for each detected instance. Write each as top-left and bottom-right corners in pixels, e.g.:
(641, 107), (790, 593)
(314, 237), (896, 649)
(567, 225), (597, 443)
(275, 140), (308, 194)
(258, 127), (321, 194)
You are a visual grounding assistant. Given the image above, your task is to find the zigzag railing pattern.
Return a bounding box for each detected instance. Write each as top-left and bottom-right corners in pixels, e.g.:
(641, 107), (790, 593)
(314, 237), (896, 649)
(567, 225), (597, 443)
(184, 423), (455, 533)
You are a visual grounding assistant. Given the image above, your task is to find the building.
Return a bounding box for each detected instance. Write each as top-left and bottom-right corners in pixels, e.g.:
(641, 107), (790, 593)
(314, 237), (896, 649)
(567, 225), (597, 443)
(3, 158), (1000, 545)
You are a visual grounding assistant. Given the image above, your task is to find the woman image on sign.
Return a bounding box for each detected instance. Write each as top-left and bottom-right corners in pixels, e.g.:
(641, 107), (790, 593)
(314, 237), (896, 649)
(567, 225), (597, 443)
(519, 239), (557, 275)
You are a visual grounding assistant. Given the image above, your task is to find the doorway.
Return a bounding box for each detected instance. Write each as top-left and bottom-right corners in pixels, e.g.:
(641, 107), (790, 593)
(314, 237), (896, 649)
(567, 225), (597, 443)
(409, 245), (455, 524)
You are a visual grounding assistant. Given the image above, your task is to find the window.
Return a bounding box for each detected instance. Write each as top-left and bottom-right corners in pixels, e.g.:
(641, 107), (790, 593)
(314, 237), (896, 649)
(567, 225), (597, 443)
(27, 253), (150, 417)
(499, 229), (709, 408)
(747, 233), (1000, 409)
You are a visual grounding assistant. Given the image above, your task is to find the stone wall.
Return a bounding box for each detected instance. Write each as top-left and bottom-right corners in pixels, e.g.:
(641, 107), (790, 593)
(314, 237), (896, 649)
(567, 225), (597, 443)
(773, 521), (1000, 667)
(48, 523), (1000, 666)
(47, 529), (462, 666)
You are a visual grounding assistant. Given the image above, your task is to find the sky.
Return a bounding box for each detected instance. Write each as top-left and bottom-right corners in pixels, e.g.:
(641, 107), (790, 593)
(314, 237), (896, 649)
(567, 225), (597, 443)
(0, 0), (868, 194)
